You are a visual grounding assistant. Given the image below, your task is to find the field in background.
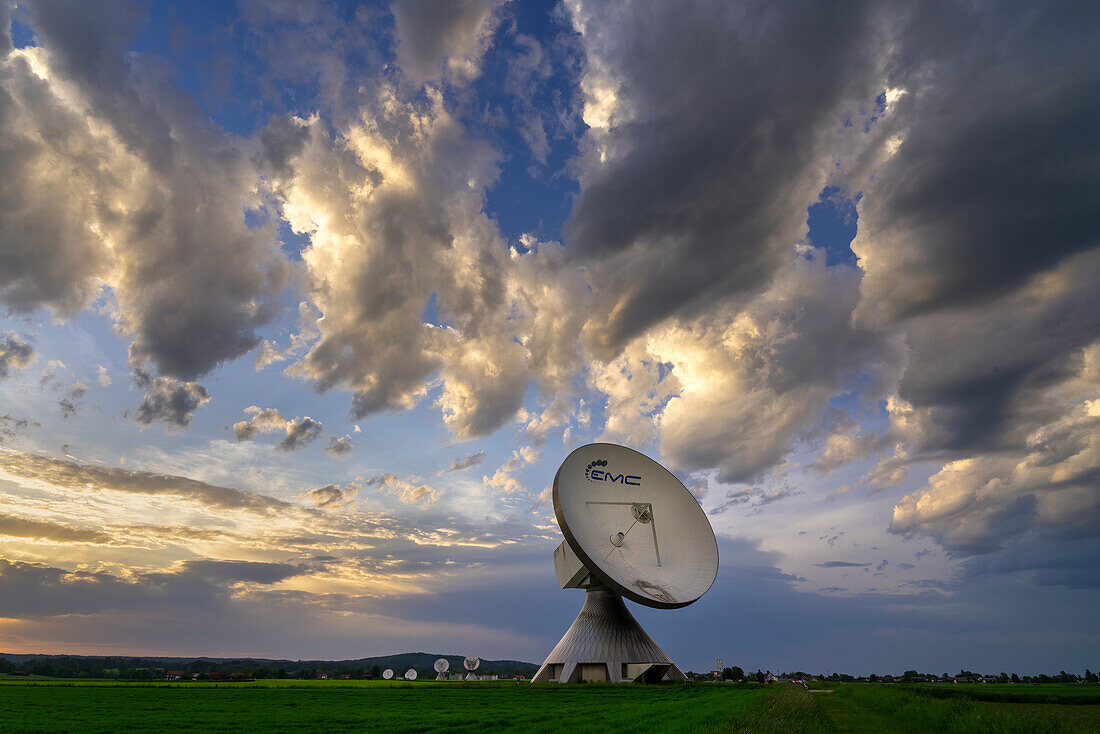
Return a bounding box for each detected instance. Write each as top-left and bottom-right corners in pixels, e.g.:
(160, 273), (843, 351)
(1, 679), (1097, 733)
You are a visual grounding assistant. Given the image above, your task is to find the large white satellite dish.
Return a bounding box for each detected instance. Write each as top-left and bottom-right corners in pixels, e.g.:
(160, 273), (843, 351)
(434, 658), (449, 680)
(532, 443), (719, 684)
(382, 668), (394, 680)
(404, 668), (417, 680)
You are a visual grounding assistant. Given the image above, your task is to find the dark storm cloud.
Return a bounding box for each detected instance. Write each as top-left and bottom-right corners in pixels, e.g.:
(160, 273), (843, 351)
(0, 332), (33, 379)
(277, 416), (323, 452)
(0, 558), (160, 617)
(565, 1), (879, 357)
(1, 0), (289, 383)
(961, 536), (1100, 590)
(166, 559), (306, 585)
(0, 557), (303, 618)
(632, 537), (1100, 674)
(0, 450), (291, 514)
(858, 0), (1100, 323)
(851, 1), (1100, 455)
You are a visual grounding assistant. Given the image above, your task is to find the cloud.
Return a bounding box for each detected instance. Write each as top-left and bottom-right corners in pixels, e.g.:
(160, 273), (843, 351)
(391, 0), (506, 85)
(709, 484), (800, 515)
(58, 380), (88, 418)
(233, 407), (287, 442)
(0, 449), (292, 514)
(0, 3), (289, 381)
(960, 536), (1100, 590)
(0, 513), (112, 544)
(815, 561), (871, 569)
(132, 366), (210, 428)
(438, 450), (485, 475)
(0, 557), (304, 619)
(323, 434), (354, 459)
(826, 1), (1100, 576)
(0, 413), (34, 443)
(95, 365), (111, 387)
(168, 559), (306, 585)
(277, 416), (323, 452)
(851, 3), (1100, 328)
(811, 423), (883, 477)
(303, 483), (358, 509)
(0, 332), (34, 379)
(563, 0), (881, 357)
(232, 407), (323, 452)
(889, 350), (1100, 556)
(482, 446), (538, 496)
(648, 249), (871, 483)
(362, 473), (440, 506)
(273, 87), (586, 441)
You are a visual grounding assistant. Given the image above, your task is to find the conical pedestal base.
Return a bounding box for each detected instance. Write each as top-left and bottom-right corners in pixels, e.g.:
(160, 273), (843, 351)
(531, 585), (687, 684)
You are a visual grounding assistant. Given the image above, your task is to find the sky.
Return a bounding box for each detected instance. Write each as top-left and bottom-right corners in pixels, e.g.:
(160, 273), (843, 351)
(0, 0), (1098, 676)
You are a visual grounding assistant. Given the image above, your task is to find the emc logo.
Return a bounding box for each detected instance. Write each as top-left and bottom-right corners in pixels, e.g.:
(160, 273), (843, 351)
(585, 459), (641, 486)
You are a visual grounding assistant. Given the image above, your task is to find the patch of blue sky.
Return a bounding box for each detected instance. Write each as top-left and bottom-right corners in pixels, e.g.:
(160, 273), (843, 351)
(8, 7), (35, 48)
(472, 2), (583, 246)
(419, 291), (440, 327)
(806, 185), (859, 268)
(276, 219), (313, 261)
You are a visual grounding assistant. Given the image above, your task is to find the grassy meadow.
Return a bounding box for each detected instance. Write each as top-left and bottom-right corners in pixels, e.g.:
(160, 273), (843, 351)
(1, 679), (1097, 733)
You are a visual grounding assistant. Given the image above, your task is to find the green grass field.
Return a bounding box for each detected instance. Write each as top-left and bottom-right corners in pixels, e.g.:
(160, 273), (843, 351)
(1, 679), (1097, 733)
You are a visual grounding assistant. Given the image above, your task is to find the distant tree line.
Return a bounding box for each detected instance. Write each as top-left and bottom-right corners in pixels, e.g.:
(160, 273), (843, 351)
(684, 665), (1099, 685)
(0, 656), (531, 681)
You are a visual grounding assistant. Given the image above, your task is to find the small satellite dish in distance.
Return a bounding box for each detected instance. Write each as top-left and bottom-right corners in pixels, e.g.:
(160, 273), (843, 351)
(404, 668), (417, 680)
(463, 655), (480, 671)
(382, 668), (393, 680)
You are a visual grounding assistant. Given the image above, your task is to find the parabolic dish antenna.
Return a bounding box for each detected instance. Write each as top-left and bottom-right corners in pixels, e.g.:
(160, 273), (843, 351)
(434, 658), (449, 680)
(382, 668), (393, 680)
(404, 668), (417, 680)
(463, 656), (480, 671)
(532, 443), (719, 684)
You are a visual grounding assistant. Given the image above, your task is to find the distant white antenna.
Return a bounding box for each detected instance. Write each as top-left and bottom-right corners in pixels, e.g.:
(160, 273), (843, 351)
(382, 668), (394, 680)
(404, 668), (417, 680)
(464, 655), (480, 681)
(434, 658), (450, 680)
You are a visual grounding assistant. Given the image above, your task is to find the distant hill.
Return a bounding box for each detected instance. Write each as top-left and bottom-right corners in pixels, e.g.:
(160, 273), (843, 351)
(0, 651), (538, 676)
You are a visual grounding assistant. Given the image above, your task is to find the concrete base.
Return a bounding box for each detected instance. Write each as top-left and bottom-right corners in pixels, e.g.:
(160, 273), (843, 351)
(531, 585), (686, 684)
